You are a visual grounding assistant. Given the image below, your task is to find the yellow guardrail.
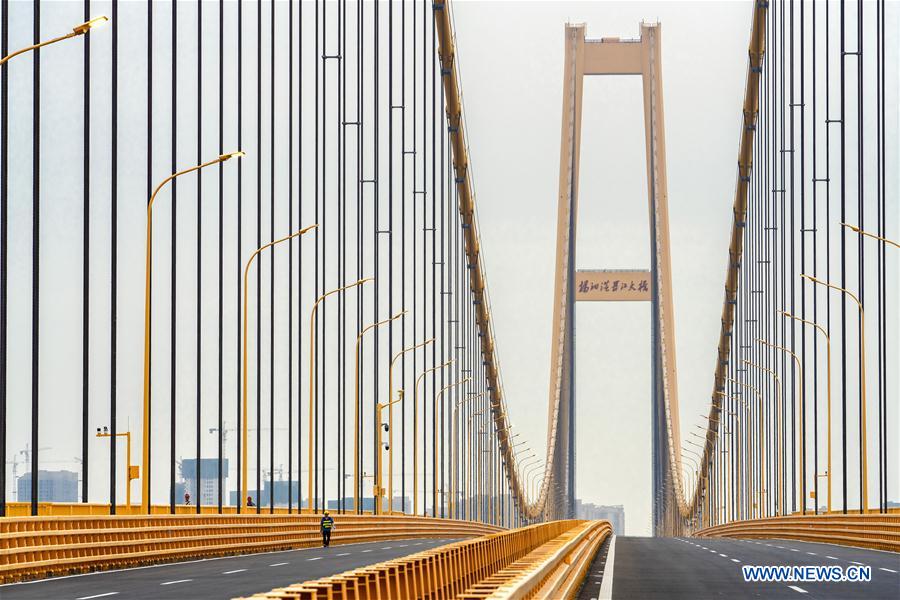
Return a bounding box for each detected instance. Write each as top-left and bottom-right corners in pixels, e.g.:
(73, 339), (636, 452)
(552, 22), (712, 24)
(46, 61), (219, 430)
(695, 513), (900, 553)
(472, 520), (612, 599)
(0, 513), (500, 584)
(237, 520), (590, 599)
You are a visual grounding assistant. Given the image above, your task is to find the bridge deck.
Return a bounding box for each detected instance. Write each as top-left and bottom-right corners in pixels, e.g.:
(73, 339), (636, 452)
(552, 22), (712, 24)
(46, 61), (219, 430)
(0, 538), (458, 600)
(598, 536), (899, 599)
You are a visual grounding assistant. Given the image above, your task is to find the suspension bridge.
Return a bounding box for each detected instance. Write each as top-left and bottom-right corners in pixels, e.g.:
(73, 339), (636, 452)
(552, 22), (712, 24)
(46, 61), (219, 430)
(0, 1), (896, 598)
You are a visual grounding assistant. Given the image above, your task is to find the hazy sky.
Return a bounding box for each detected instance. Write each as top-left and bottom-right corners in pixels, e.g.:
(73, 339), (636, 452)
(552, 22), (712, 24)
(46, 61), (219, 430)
(452, 0), (750, 534)
(452, 0), (897, 535)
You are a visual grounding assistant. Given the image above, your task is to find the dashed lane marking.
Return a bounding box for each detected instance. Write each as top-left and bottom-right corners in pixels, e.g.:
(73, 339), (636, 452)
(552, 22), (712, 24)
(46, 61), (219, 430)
(731, 559), (740, 563)
(826, 556), (838, 560)
(788, 585), (808, 594)
(76, 594), (119, 600)
(269, 563), (289, 567)
(719, 554), (728, 558)
(223, 569), (246, 574)
(879, 568), (897, 573)
(307, 557), (322, 562)
(850, 561), (865, 566)
(336, 553), (350, 557)
(806, 552), (816, 556)
(160, 580), (192, 586)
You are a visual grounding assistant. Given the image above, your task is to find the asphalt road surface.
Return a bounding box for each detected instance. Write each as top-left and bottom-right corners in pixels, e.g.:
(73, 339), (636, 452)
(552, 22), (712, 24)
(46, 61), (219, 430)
(578, 536), (899, 599)
(0, 538), (459, 600)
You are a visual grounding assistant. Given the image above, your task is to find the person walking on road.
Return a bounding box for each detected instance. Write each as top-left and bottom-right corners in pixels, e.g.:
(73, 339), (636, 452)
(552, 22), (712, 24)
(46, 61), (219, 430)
(320, 511), (335, 547)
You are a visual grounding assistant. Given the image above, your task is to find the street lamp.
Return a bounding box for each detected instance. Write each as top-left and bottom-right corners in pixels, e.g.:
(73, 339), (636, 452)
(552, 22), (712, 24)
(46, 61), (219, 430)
(431, 377), (471, 516)
(96, 426), (136, 511)
(412, 360), (452, 516)
(141, 151), (244, 513)
(727, 377), (765, 518)
(308, 277), (373, 513)
(387, 337), (434, 514)
(781, 310), (832, 513)
(240, 224), (318, 512)
(0, 16), (108, 66)
(349, 310), (406, 514)
(757, 337), (805, 513)
(451, 391), (485, 518)
(744, 359), (785, 515)
(841, 223), (900, 250)
(800, 273), (868, 513)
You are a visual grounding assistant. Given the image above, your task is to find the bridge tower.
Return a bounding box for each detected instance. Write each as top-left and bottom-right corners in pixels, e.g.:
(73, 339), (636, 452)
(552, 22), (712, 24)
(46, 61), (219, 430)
(545, 23), (685, 533)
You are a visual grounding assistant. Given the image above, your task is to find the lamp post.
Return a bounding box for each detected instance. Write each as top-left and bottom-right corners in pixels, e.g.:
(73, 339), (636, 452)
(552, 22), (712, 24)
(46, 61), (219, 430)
(349, 311), (406, 514)
(757, 338), (805, 513)
(716, 391), (748, 520)
(432, 377), (471, 516)
(528, 467), (544, 505)
(522, 461), (543, 501)
(308, 278), (373, 513)
(239, 224), (317, 512)
(387, 337), (434, 514)
(412, 360), (452, 515)
(744, 359), (784, 515)
(727, 378), (765, 518)
(781, 310), (832, 513)
(141, 151), (244, 513)
(800, 273), (868, 513)
(96, 426), (136, 511)
(466, 410), (488, 519)
(0, 16), (108, 65)
(451, 391), (485, 519)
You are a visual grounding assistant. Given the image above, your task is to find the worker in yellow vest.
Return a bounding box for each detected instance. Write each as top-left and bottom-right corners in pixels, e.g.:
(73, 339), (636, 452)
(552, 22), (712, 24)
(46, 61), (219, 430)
(320, 511), (335, 547)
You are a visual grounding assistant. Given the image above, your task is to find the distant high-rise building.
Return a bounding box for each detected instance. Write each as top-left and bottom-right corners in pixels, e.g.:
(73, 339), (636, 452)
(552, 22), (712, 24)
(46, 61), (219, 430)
(576, 500), (625, 535)
(181, 459), (228, 506)
(17, 470), (78, 503)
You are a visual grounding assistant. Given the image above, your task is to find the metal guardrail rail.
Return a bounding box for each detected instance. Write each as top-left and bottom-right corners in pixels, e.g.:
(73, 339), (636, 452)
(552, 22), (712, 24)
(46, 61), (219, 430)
(0, 514), (500, 583)
(237, 520), (594, 600)
(696, 513), (900, 553)
(463, 520), (611, 599)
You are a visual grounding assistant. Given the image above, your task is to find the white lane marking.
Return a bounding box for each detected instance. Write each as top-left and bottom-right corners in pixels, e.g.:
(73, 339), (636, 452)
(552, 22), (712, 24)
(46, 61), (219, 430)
(826, 556), (838, 560)
(223, 569), (246, 574)
(790, 549), (799, 552)
(731, 559), (740, 563)
(413, 543), (422, 546)
(788, 585), (808, 594)
(336, 553), (350, 557)
(77, 594), (119, 600)
(850, 561), (865, 566)
(719, 554), (728, 557)
(806, 552), (817, 556)
(398, 544), (408, 547)
(598, 535), (616, 600)
(361, 549), (372, 553)
(381, 546), (393, 550)
(776, 546), (785, 549)
(307, 557), (322, 561)
(269, 562), (289, 567)
(160, 579), (192, 586)
(879, 568), (897, 573)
